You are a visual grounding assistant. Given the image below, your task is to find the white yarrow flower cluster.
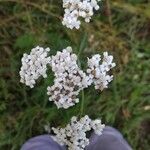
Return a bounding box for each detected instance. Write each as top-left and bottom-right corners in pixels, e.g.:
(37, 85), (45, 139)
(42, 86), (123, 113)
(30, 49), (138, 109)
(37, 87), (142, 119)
(62, 0), (101, 29)
(87, 52), (116, 90)
(52, 115), (105, 150)
(47, 47), (90, 109)
(20, 46), (51, 88)
(20, 46), (115, 109)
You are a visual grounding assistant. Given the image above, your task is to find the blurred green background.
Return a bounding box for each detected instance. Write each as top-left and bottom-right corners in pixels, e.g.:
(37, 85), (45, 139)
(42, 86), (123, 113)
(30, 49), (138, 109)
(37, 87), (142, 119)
(0, 0), (150, 149)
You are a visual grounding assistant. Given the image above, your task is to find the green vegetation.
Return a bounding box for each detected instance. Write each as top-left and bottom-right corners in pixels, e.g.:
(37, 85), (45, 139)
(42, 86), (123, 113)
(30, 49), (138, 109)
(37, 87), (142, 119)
(0, 0), (149, 149)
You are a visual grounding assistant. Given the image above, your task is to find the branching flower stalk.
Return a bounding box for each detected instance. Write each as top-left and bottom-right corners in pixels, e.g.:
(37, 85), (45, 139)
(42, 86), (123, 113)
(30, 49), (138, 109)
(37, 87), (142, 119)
(18, 1), (117, 149)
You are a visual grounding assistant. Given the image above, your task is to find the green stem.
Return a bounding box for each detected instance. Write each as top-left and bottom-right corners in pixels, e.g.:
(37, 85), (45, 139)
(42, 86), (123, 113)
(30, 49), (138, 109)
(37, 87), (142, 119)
(106, 0), (113, 27)
(80, 90), (85, 117)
